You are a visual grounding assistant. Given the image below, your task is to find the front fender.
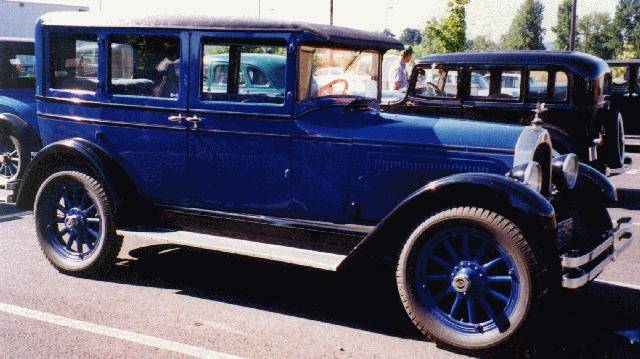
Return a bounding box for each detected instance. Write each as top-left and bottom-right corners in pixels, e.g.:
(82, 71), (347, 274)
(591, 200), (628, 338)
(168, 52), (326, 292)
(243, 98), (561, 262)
(16, 138), (138, 221)
(341, 173), (557, 270)
(574, 163), (617, 205)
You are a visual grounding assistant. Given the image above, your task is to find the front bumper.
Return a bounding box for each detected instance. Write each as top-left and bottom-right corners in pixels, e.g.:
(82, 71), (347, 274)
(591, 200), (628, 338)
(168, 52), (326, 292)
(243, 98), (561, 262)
(560, 217), (633, 289)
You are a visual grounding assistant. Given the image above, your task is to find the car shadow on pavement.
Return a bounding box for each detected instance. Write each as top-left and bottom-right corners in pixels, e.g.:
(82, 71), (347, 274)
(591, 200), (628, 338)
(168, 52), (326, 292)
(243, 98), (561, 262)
(104, 245), (640, 358)
(615, 188), (640, 211)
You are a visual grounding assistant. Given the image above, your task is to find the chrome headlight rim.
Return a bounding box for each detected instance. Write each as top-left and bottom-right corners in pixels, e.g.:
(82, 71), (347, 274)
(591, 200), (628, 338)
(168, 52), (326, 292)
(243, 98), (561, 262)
(552, 154), (578, 191)
(508, 161), (543, 193)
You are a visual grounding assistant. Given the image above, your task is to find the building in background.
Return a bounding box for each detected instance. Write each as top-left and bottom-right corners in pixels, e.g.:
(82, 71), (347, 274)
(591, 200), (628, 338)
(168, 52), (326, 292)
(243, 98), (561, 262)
(0, 0), (87, 39)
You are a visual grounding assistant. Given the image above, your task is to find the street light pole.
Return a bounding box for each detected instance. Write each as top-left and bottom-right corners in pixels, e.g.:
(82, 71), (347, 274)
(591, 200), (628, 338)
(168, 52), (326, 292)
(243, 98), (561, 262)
(258, 0), (261, 18)
(385, 6), (394, 30)
(569, 0), (577, 51)
(330, 0), (333, 25)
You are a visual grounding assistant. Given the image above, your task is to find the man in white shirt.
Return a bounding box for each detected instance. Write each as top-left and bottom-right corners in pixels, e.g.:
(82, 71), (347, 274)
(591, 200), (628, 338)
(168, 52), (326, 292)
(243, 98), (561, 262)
(389, 47), (413, 91)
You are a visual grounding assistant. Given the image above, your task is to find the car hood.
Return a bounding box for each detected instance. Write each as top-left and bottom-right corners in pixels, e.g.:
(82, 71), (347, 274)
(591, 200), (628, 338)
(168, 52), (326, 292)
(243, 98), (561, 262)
(296, 108), (523, 154)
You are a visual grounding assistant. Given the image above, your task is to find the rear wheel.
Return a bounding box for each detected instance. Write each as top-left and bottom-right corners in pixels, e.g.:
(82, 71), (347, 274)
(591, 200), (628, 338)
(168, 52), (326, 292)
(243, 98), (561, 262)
(34, 170), (121, 276)
(396, 207), (544, 353)
(603, 111), (625, 169)
(0, 133), (26, 187)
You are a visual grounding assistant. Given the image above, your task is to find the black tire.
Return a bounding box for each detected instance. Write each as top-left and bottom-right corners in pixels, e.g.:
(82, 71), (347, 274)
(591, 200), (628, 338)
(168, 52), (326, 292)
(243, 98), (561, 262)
(396, 207), (545, 353)
(34, 170), (121, 277)
(603, 111), (625, 169)
(0, 131), (28, 187)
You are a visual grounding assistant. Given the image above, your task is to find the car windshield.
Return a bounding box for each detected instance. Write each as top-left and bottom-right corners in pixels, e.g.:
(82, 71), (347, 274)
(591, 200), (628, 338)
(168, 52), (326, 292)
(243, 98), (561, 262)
(298, 46), (380, 101)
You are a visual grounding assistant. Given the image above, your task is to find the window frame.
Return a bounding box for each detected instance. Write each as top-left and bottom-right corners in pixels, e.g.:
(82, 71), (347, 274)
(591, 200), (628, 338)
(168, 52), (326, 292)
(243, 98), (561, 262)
(296, 44), (381, 103)
(467, 66), (525, 103)
(106, 30), (186, 107)
(410, 65), (461, 101)
(198, 37), (288, 106)
(45, 29), (101, 101)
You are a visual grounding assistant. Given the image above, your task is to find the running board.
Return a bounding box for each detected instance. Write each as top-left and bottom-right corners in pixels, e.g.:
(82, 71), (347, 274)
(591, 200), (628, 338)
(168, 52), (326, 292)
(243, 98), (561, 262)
(117, 227), (347, 271)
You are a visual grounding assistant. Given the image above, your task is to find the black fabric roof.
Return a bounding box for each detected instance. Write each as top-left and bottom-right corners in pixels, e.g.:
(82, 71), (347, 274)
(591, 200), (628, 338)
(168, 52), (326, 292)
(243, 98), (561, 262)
(39, 12), (403, 50)
(416, 51), (610, 79)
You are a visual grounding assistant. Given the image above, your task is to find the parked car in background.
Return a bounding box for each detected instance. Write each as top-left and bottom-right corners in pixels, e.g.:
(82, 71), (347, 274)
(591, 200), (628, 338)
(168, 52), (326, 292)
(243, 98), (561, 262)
(7, 13), (633, 355)
(608, 59), (639, 135)
(0, 38), (39, 188)
(203, 53), (286, 100)
(385, 51), (626, 172)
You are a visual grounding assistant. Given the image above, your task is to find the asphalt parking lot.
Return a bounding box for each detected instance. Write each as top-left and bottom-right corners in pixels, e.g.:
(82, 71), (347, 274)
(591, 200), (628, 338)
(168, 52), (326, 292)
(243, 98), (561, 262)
(1, 153), (639, 359)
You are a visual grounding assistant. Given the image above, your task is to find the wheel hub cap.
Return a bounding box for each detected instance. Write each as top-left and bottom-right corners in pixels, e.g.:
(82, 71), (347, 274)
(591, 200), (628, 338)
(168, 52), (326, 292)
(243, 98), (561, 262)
(451, 262), (485, 294)
(0, 154), (8, 164)
(64, 209), (85, 229)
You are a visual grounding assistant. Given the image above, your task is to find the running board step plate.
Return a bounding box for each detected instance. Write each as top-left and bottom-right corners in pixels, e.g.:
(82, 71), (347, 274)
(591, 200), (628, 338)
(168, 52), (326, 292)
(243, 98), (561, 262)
(117, 227), (347, 271)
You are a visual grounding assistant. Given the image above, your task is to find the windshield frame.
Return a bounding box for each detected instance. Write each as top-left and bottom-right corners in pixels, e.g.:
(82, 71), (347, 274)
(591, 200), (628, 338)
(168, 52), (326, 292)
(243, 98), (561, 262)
(297, 44), (383, 103)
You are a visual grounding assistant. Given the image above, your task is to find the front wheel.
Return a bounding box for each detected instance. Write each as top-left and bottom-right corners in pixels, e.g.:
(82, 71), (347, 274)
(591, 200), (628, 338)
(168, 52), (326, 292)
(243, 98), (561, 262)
(396, 207), (544, 353)
(34, 170), (121, 276)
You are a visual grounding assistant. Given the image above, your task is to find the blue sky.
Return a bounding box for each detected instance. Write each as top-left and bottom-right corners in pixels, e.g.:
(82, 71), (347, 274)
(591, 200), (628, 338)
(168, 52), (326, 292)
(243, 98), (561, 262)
(20, 0), (618, 42)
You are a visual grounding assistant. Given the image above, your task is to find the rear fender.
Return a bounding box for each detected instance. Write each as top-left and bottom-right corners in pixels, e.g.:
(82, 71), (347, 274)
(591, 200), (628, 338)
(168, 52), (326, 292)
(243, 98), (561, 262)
(0, 112), (41, 151)
(16, 138), (139, 223)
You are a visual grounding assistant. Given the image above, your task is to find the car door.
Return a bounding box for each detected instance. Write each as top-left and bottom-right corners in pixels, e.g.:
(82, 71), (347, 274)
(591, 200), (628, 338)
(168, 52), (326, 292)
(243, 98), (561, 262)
(186, 32), (293, 217)
(40, 30), (190, 206)
(462, 67), (525, 124)
(628, 64), (640, 134)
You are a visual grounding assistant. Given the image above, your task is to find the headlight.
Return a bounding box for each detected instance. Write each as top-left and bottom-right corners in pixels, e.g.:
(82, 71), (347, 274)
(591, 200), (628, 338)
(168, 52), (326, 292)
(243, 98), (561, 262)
(552, 154), (578, 190)
(508, 161), (543, 193)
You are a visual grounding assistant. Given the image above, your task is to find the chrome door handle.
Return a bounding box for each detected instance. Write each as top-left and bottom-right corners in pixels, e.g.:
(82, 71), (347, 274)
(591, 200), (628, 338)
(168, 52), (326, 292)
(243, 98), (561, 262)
(167, 114), (184, 123)
(186, 115), (202, 129)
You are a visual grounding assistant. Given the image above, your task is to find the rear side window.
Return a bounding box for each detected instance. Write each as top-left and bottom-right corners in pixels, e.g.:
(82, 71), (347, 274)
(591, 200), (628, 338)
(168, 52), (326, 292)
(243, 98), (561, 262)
(528, 71), (548, 99)
(49, 33), (98, 93)
(110, 35), (181, 98)
(552, 71), (568, 100)
(414, 67), (458, 98)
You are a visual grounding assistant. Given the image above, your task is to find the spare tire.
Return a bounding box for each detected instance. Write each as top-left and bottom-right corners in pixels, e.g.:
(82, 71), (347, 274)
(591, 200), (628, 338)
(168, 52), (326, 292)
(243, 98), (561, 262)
(602, 110), (625, 169)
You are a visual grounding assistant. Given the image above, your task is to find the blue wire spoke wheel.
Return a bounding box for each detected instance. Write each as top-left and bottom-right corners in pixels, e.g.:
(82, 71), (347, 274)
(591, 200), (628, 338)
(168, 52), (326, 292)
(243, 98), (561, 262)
(396, 207), (540, 352)
(34, 170), (120, 276)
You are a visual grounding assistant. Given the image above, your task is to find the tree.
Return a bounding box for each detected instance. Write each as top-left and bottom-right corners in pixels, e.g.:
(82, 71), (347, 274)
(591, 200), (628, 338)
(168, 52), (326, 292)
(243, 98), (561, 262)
(399, 28), (423, 45)
(466, 35), (499, 51)
(501, 0), (546, 50)
(612, 0), (640, 58)
(553, 0), (572, 51)
(381, 28), (396, 39)
(421, 0), (470, 53)
(577, 13), (618, 59)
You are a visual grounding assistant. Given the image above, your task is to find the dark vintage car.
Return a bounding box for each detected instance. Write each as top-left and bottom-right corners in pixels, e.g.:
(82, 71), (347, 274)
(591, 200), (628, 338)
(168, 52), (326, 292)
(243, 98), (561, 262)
(0, 38), (39, 188)
(385, 51), (627, 171)
(608, 59), (640, 135)
(7, 13), (633, 354)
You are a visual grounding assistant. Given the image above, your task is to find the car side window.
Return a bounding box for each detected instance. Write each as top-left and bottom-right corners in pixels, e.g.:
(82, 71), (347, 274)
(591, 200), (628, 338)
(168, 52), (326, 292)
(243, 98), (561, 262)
(0, 48), (35, 89)
(469, 70), (490, 97)
(552, 71), (568, 100)
(610, 66), (629, 88)
(528, 71), (548, 99)
(500, 70), (521, 99)
(201, 41), (286, 104)
(49, 33), (99, 93)
(109, 35), (181, 98)
(414, 67), (458, 99)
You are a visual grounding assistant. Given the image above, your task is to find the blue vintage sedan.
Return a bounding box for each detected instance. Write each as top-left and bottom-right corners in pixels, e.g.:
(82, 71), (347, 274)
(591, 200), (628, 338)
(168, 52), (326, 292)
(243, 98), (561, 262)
(7, 12), (634, 354)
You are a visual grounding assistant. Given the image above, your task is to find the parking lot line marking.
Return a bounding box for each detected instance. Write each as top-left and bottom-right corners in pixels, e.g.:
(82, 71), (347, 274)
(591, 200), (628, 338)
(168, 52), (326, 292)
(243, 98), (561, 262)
(0, 211), (31, 223)
(0, 301), (243, 359)
(595, 280), (640, 291)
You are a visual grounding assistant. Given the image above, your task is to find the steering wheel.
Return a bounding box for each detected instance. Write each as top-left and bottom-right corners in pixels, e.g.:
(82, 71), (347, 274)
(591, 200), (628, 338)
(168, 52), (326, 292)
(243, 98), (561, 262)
(316, 79), (350, 97)
(425, 82), (444, 97)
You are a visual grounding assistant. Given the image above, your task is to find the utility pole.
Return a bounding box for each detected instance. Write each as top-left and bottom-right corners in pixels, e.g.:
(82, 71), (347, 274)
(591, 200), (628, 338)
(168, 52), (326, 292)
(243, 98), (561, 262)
(258, 0), (261, 18)
(329, 0), (333, 25)
(385, 6), (394, 30)
(569, 0), (577, 51)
